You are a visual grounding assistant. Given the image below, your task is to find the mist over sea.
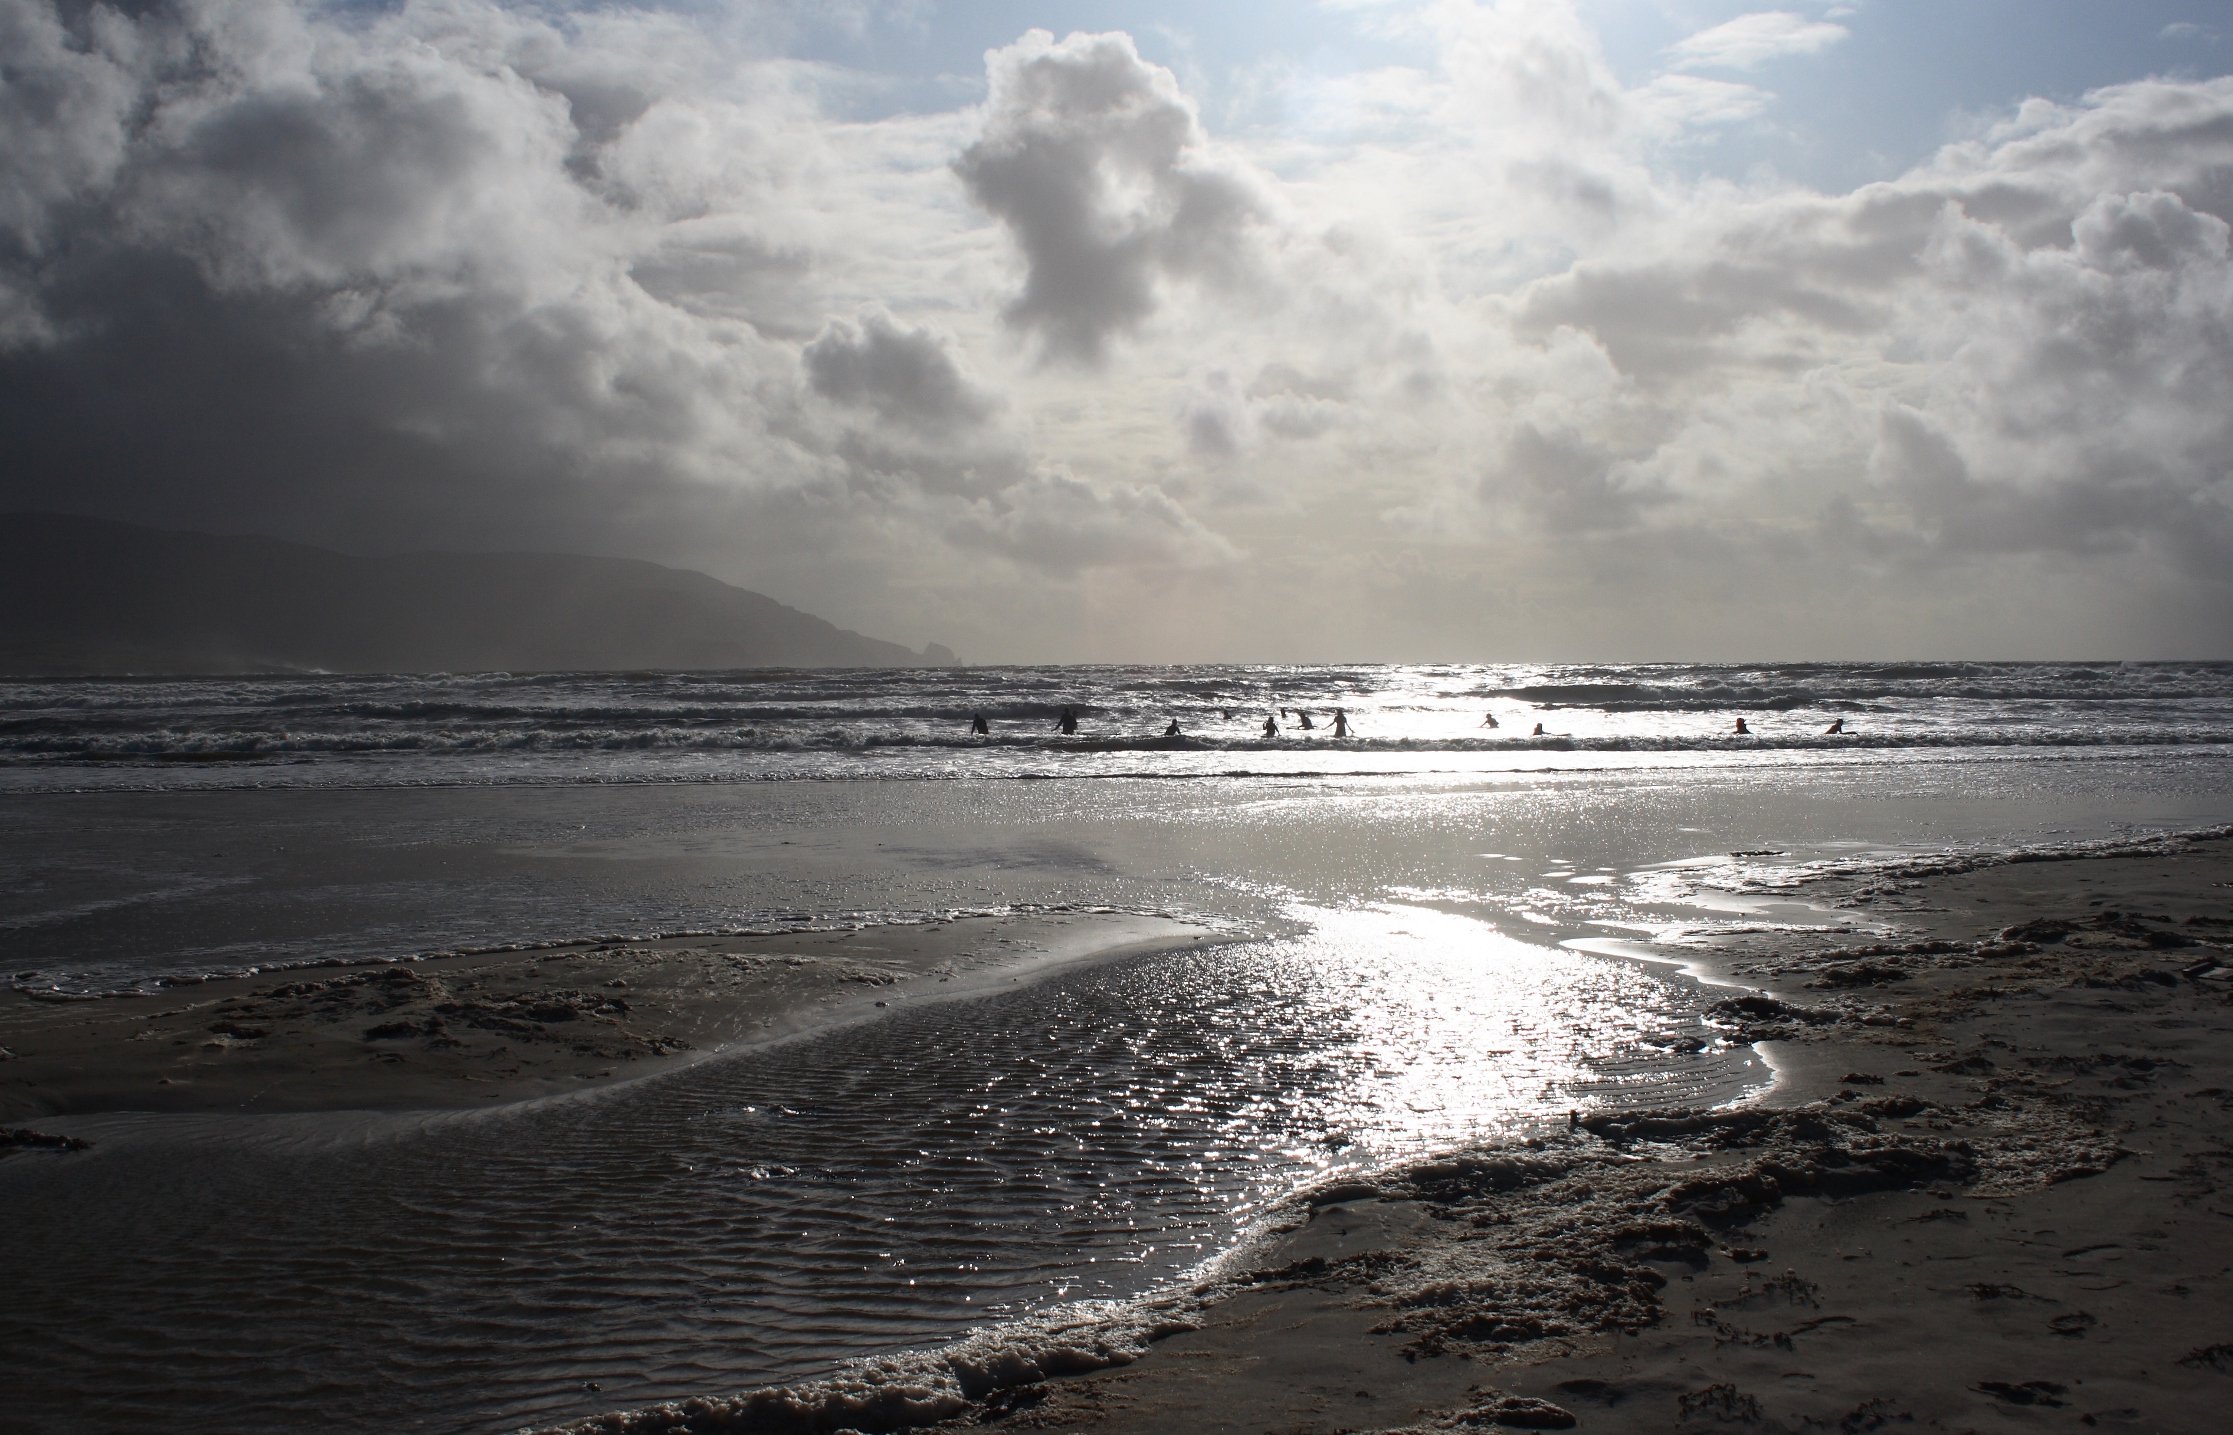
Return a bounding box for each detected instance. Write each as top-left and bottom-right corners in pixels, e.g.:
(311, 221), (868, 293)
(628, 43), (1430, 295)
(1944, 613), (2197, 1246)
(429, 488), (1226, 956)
(5, 662), (2232, 1433)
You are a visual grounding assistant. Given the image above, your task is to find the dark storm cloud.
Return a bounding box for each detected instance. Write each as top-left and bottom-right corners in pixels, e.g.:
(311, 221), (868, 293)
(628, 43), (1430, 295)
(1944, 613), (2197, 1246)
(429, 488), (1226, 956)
(804, 312), (997, 432)
(0, 1), (1230, 594)
(0, 0), (769, 555)
(954, 29), (1267, 364)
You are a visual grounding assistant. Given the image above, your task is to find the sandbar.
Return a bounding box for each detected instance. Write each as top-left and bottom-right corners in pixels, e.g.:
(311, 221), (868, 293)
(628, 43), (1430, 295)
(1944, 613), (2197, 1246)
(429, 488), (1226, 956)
(0, 911), (1217, 1120)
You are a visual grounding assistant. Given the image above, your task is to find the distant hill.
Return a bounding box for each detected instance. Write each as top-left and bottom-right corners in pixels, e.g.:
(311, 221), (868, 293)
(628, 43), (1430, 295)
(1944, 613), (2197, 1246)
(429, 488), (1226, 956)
(0, 513), (951, 675)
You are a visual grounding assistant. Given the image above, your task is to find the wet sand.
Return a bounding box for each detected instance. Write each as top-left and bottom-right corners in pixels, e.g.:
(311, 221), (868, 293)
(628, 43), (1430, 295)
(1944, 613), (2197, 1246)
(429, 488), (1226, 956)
(0, 911), (1215, 1120)
(948, 838), (2233, 1434)
(537, 837), (2233, 1435)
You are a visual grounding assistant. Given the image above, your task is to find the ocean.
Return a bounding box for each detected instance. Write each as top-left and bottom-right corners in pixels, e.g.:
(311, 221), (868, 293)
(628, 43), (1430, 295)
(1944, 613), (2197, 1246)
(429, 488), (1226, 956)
(5, 661), (2230, 790)
(4, 661), (2231, 1432)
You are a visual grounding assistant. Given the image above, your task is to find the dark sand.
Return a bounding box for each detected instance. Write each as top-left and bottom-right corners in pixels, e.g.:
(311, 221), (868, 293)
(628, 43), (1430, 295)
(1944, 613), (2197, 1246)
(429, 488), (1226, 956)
(15, 841), (2233, 1434)
(953, 839), (2233, 1434)
(534, 837), (2233, 1435)
(0, 911), (1215, 1120)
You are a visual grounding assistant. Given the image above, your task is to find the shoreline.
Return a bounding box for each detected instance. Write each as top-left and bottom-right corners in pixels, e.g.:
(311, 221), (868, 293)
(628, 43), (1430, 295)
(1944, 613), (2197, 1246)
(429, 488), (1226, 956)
(0, 910), (1226, 1121)
(10, 741), (2229, 806)
(536, 835), (2233, 1435)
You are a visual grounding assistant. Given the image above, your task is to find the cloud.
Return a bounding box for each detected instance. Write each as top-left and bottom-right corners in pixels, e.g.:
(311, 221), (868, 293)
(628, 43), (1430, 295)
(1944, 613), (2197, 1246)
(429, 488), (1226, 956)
(1479, 421), (1668, 533)
(1475, 73), (2233, 593)
(1, 0), (2229, 660)
(954, 28), (1269, 364)
(805, 312), (998, 432)
(1665, 11), (1849, 73)
(940, 469), (1239, 569)
(0, 1), (1234, 648)
(1634, 73), (1776, 130)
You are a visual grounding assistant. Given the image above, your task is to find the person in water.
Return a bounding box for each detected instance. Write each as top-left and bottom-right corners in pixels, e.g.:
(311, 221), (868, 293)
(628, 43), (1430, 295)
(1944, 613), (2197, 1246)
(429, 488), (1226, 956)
(1262, 713), (1278, 738)
(1481, 713), (1499, 728)
(1331, 708), (1349, 738)
(1734, 717), (1750, 735)
(969, 713), (989, 735)
(1296, 709), (1314, 730)
(1164, 719), (1181, 737)
(1823, 718), (1844, 734)
(1531, 722), (1545, 736)
(1056, 707), (1079, 735)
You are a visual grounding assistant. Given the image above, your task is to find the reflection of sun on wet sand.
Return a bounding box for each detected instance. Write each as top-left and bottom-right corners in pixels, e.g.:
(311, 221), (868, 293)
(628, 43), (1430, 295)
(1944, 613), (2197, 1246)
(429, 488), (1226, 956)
(958, 839), (2233, 1435)
(517, 839), (2233, 1435)
(0, 912), (1213, 1120)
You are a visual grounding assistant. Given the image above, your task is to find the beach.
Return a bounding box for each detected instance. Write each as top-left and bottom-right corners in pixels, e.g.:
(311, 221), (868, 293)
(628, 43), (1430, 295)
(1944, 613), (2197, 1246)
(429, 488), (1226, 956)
(731, 836), (2233, 1434)
(17, 831), (2218, 1434)
(12, 0), (2233, 1419)
(5, 662), (2232, 1434)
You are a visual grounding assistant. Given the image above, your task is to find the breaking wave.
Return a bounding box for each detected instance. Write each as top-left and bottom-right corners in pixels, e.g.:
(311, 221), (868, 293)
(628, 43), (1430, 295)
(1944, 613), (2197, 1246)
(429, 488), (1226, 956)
(6, 727), (2228, 762)
(3, 660), (2229, 787)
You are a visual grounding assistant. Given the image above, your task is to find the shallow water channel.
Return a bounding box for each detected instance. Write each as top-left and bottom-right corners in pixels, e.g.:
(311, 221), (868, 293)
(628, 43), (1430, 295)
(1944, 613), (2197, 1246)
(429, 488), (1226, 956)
(4, 906), (1760, 1433)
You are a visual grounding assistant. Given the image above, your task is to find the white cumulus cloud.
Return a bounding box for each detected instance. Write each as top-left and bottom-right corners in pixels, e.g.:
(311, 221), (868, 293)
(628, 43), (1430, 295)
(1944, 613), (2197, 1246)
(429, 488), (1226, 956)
(1665, 11), (1849, 73)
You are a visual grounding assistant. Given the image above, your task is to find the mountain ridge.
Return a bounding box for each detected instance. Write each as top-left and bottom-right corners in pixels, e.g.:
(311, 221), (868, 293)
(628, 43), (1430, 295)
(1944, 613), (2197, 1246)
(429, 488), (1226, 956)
(0, 513), (949, 675)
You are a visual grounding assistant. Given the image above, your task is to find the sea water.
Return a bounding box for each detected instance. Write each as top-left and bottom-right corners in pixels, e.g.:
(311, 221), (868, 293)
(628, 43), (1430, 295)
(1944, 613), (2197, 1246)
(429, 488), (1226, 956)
(3, 662), (2230, 1432)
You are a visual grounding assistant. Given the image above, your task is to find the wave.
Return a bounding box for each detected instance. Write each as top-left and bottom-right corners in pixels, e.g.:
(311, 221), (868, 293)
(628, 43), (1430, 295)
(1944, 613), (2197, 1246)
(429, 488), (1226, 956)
(5, 726), (2230, 762)
(1493, 682), (2231, 712)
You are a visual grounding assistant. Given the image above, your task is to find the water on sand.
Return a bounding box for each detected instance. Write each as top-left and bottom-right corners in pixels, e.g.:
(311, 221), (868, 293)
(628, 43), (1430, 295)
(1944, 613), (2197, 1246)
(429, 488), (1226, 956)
(4, 663), (2231, 1432)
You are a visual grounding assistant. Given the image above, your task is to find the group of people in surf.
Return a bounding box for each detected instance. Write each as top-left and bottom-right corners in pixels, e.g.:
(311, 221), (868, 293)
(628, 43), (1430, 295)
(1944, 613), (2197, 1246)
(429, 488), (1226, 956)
(962, 706), (1353, 739)
(1733, 717), (1845, 735)
(963, 708), (1845, 739)
(1510, 715), (1847, 737)
(1265, 707), (1349, 738)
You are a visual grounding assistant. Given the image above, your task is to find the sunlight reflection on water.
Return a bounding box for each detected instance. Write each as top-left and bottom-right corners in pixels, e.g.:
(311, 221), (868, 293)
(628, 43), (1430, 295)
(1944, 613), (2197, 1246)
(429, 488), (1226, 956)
(3, 905), (1759, 1435)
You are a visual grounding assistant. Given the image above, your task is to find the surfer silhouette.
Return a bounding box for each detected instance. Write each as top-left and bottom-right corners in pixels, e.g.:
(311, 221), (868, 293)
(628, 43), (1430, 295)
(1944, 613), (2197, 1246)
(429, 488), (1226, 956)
(1481, 713), (1499, 728)
(1057, 707), (1078, 735)
(1532, 722), (1545, 736)
(1823, 718), (1844, 734)
(970, 713), (989, 735)
(1164, 719), (1181, 737)
(1734, 718), (1750, 735)
(1332, 708), (1350, 738)
(1296, 710), (1314, 730)
(1262, 714), (1278, 738)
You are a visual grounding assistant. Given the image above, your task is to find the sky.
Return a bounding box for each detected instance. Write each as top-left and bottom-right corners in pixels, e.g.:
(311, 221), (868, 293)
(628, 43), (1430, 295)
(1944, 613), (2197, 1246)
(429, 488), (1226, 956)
(4, 1), (2233, 662)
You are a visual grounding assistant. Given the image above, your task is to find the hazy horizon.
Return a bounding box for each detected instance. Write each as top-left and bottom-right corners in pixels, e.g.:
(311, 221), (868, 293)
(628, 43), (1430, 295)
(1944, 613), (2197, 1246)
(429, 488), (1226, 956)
(6, 1), (2233, 663)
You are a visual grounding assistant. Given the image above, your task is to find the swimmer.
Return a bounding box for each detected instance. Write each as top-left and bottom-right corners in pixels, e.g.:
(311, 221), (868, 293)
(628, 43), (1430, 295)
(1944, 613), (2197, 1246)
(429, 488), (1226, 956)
(1734, 717), (1750, 735)
(970, 713), (989, 735)
(1332, 708), (1349, 738)
(1262, 714), (1278, 738)
(1164, 719), (1181, 737)
(1823, 718), (1844, 734)
(1481, 713), (1499, 729)
(1057, 707), (1079, 736)
(1296, 710), (1314, 730)
(1531, 722), (1545, 736)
